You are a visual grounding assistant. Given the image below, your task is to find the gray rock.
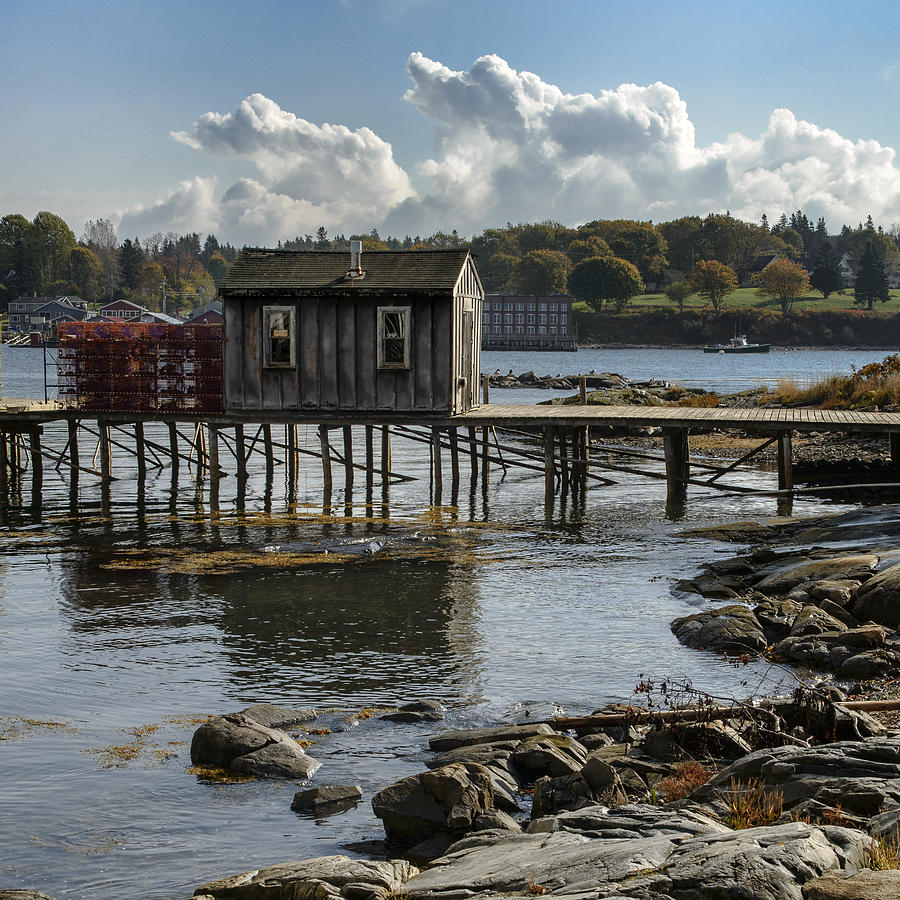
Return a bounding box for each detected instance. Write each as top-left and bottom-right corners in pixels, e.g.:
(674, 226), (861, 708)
(818, 600), (859, 628)
(371, 763), (494, 849)
(400, 821), (867, 900)
(755, 597), (805, 640)
(292, 785), (363, 814)
(671, 604), (768, 655)
(0, 893), (59, 900)
(428, 723), (554, 752)
(755, 555), (879, 594)
(790, 606), (849, 638)
(642, 720), (752, 761)
(230, 739), (322, 780)
(239, 703), (318, 729)
(808, 580), (860, 607)
(852, 563), (900, 628)
(802, 869), (900, 899)
(427, 740), (519, 771)
(381, 700), (445, 723)
(690, 736), (900, 830)
(527, 802), (728, 839)
(191, 712), (321, 780)
(531, 756), (629, 818)
(512, 734), (588, 778)
(194, 855), (417, 899)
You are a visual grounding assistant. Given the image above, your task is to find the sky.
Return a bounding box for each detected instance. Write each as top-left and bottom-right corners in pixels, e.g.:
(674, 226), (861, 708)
(3, 0), (900, 246)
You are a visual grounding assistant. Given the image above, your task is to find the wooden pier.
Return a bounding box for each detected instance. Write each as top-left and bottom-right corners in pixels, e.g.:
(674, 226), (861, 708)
(1, 398), (900, 514)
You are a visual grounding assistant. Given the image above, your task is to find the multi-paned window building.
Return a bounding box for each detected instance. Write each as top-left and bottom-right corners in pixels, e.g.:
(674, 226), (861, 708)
(481, 294), (576, 350)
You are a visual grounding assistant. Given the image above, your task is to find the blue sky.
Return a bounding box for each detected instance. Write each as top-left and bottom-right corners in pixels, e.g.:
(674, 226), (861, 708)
(3, 0), (900, 243)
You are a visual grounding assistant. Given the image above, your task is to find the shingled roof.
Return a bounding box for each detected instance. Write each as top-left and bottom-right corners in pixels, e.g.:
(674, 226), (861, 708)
(220, 248), (473, 297)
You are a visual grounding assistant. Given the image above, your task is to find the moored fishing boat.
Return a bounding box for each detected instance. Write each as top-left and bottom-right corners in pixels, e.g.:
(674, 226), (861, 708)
(703, 334), (770, 353)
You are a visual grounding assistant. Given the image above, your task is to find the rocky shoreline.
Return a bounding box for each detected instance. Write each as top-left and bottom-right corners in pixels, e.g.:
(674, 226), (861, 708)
(9, 506), (900, 900)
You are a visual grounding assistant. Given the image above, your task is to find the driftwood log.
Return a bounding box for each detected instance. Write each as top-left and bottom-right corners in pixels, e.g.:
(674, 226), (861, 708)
(533, 699), (900, 731)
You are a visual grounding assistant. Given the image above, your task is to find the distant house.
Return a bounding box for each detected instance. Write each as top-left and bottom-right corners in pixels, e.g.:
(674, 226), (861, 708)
(482, 294), (576, 351)
(740, 254), (779, 287)
(139, 310), (184, 324)
(9, 295), (87, 331)
(185, 300), (223, 325)
(98, 298), (145, 321)
(29, 297), (90, 334)
(839, 253), (858, 288)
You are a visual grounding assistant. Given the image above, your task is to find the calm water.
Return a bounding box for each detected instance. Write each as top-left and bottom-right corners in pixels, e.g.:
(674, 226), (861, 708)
(0, 346), (885, 898)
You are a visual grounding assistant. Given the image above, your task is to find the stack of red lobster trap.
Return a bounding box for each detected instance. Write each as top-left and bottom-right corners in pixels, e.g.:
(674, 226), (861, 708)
(56, 322), (223, 414)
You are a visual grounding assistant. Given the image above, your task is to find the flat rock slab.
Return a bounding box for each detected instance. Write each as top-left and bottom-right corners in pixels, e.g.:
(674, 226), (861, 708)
(0, 893), (59, 900)
(240, 703), (318, 729)
(428, 723), (554, 752)
(194, 855), (418, 899)
(401, 820), (867, 900)
(802, 868), (900, 899)
(755, 555), (879, 594)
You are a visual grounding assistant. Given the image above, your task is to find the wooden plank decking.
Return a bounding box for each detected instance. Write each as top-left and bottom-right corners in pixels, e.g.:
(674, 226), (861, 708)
(455, 404), (900, 434)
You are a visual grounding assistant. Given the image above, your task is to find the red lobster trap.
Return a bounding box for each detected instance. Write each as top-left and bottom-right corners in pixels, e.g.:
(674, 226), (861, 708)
(57, 322), (223, 414)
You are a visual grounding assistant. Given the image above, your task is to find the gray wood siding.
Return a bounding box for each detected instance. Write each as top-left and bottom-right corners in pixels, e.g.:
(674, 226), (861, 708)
(223, 255), (483, 415)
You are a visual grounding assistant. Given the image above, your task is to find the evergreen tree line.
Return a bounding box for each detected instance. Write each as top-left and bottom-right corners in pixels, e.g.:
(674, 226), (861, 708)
(1, 208), (897, 316)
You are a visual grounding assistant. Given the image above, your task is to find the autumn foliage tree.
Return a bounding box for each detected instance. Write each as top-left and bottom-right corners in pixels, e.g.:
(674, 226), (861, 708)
(755, 257), (811, 314)
(689, 260), (738, 313)
(514, 249), (569, 295)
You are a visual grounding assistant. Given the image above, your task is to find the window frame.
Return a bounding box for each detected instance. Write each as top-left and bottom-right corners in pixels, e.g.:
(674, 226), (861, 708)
(377, 305), (411, 370)
(262, 304), (297, 369)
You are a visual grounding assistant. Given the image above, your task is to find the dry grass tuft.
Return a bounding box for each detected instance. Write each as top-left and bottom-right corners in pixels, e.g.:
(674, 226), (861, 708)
(865, 833), (900, 870)
(717, 778), (783, 829)
(524, 877), (549, 895)
(657, 760), (714, 801)
(771, 354), (900, 409)
(676, 393), (720, 408)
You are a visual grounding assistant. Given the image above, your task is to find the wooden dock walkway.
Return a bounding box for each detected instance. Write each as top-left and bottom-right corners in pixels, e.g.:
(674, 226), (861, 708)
(0, 399), (899, 513)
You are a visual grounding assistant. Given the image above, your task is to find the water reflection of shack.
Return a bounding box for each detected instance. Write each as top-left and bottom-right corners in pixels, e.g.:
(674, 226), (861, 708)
(57, 546), (485, 704)
(216, 555), (484, 702)
(219, 244), (484, 416)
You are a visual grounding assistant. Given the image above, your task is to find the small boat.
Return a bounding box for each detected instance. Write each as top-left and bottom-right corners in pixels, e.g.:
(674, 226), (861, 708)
(703, 334), (770, 354)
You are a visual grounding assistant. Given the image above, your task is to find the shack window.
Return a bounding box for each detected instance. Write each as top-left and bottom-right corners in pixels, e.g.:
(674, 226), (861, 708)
(377, 306), (411, 369)
(263, 306), (295, 368)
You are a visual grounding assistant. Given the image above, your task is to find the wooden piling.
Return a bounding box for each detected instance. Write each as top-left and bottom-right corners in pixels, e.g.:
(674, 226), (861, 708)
(449, 427), (460, 493)
(263, 423), (274, 483)
(365, 425), (374, 488)
(579, 376), (587, 404)
(235, 424), (247, 481)
(320, 426), (333, 494)
(0, 432), (8, 496)
(381, 425), (391, 492)
(467, 425), (478, 481)
(544, 426), (556, 504)
(168, 422), (179, 474)
(431, 427), (443, 500)
(29, 428), (42, 504)
(777, 431), (794, 491)
(99, 421), (112, 483)
(663, 427), (689, 500)
(208, 425), (220, 507)
(560, 429), (570, 496)
(135, 422), (146, 481)
(343, 425), (354, 490)
(68, 419), (79, 484)
(890, 433), (900, 468)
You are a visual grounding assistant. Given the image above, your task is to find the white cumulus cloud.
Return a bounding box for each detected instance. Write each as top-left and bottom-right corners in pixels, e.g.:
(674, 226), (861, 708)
(116, 54), (900, 243)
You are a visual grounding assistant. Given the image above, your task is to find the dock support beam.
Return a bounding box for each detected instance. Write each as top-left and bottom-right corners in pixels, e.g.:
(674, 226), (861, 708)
(431, 426), (443, 502)
(168, 423), (179, 475)
(29, 427), (42, 507)
(543, 426), (556, 506)
(320, 426), (333, 496)
(208, 425), (220, 508)
(135, 423), (146, 482)
(381, 425), (391, 495)
(663, 427), (690, 501)
(890, 433), (900, 468)
(777, 431), (793, 491)
(68, 419), (79, 485)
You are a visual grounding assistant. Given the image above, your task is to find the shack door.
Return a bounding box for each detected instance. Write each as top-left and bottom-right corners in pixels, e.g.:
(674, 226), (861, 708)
(457, 309), (476, 412)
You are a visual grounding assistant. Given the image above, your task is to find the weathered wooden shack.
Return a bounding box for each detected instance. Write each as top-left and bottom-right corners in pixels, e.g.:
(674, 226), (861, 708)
(219, 246), (483, 416)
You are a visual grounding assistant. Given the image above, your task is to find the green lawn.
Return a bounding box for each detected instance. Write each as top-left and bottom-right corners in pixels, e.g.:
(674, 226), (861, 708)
(625, 287), (900, 314)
